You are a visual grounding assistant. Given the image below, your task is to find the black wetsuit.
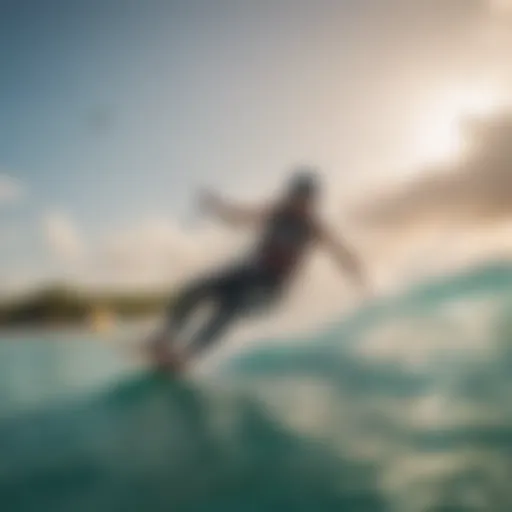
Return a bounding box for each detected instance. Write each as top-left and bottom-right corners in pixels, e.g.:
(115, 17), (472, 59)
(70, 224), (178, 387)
(167, 205), (316, 357)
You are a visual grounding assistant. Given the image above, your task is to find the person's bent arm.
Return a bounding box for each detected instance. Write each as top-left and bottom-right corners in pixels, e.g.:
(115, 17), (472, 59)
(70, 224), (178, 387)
(199, 190), (272, 227)
(315, 222), (368, 293)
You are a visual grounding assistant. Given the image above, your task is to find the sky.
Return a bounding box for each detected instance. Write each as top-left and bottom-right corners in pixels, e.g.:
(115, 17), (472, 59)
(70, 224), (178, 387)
(1, 0), (512, 299)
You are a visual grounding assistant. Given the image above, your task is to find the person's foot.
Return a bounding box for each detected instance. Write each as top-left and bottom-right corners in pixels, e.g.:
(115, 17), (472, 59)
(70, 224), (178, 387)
(154, 350), (186, 374)
(150, 340), (186, 373)
(145, 329), (187, 373)
(145, 332), (167, 359)
(165, 350), (187, 373)
(147, 330), (167, 352)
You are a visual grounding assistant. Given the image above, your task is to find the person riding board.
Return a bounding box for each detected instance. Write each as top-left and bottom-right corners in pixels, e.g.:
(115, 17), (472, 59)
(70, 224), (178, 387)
(148, 167), (368, 371)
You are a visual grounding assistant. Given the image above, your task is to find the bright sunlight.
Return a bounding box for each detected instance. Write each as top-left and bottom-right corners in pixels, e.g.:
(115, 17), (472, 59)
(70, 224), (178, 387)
(414, 84), (505, 166)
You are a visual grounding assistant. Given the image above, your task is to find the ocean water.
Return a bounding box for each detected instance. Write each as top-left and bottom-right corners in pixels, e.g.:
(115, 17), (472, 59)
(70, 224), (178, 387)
(1, 262), (512, 512)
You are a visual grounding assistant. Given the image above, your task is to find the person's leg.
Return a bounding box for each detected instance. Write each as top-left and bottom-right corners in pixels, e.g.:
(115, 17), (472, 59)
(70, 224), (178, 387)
(167, 278), (213, 333)
(152, 278), (244, 371)
(167, 264), (256, 331)
(183, 299), (241, 359)
(147, 273), (222, 358)
(182, 273), (281, 360)
(149, 265), (247, 351)
(149, 265), (276, 369)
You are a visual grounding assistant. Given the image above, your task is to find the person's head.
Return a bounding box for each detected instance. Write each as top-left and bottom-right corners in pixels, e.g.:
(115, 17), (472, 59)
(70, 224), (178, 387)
(283, 166), (320, 212)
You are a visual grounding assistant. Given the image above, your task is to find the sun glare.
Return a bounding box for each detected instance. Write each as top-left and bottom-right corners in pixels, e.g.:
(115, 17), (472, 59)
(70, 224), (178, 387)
(414, 85), (504, 166)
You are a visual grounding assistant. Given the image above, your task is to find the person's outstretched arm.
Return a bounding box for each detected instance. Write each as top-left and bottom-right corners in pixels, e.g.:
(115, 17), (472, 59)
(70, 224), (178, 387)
(315, 221), (368, 293)
(199, 189), (272, 227)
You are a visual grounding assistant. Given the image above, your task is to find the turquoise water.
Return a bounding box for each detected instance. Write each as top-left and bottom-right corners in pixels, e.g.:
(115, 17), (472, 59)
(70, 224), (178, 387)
(1, 262), (512, 511)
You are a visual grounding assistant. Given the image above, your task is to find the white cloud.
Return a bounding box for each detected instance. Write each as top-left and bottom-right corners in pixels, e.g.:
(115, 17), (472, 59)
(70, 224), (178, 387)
(91, 217), (243, 290)
(43, 212), (85, 263)
(353, 112), (512, 229)
(30, 213), (247, 293)
(0, 174), (25, 204)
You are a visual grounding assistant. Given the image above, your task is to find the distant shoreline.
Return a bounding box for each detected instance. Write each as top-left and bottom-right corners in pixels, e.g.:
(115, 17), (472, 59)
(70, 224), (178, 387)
(0, 317), (158, 340)
(0, 285), (169, 337)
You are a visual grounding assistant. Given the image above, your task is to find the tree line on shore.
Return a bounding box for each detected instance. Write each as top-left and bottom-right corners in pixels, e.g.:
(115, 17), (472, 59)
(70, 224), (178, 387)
(0, 285), (172, 328)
